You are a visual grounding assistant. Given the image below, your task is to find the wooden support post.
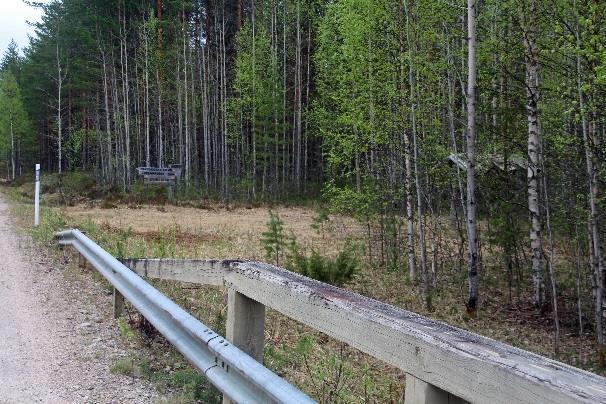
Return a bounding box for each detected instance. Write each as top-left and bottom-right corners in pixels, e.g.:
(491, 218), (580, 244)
(405, 375), (468, 404)
(113, 287), (125, 319)
(223, 288), (265, 404)
(226, 288), (265, 361)
(77, 253), (88, 269)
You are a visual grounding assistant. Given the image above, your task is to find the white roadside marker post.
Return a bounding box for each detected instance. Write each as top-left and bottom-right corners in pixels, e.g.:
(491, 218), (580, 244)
(34, 164), (40, 226)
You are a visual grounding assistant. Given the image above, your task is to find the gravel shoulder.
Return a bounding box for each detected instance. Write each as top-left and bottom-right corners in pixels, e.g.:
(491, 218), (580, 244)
(0, 195), (161, 403)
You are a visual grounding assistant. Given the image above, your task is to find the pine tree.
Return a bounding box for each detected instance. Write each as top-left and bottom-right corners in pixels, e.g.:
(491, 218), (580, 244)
(0, 71), (33, 180)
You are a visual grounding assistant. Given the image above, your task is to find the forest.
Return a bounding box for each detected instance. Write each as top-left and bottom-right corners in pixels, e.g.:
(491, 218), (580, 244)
(1, 0), (606, 371)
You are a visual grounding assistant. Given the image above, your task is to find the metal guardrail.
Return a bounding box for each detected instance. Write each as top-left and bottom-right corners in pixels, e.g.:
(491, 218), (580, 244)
(55, 229), (314, 404)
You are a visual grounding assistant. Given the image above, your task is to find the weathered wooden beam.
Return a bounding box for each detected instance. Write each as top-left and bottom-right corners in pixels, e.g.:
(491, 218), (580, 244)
(224, 262), (606, 404)
(120, 258), (237, 286)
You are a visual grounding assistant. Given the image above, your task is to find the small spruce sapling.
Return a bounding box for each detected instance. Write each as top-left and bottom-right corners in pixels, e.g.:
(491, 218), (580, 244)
(311, 208), (330, 239)
(260, 210), (286, 265)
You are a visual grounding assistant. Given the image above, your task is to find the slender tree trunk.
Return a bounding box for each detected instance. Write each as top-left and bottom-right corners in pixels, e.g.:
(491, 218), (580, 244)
(120, 14), (131, 186)
(10, 119), (15, 181)
(523, 0), (545, 309)
(55, 42), (63, 175)
(144, 20), (150, 167)
(574, 0), (604, 363)
(183, 12), (190, 184)
(402, 0), (416, 281)
(404, 0), (428, 306)
(101, 49), (112, 183)
(156, 69), (163, 167)
(445, 25), (467, 272)
(295, 0), (302, 191)
(282, 0), (287, 193)
(200, 37), (209, 189)
(466, 0), (479, 314)
(540, 135), (560, 356)
(251, 0), (257, 199)
(221, 10), (229, 197)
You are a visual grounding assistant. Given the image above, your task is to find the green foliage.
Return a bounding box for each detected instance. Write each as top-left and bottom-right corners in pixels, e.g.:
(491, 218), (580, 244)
(116, 316), (136, 342)
(58, 171), (98, 203)
(260, 210), (286, 265)
(31, 208), (67, 243)
(313, 0), (402, 216)
(111, 358), (135, 376)
(260, 209), (357, 285)
(151, 227), (178, 258)
(228, 20), (285, 198)
(1, 40), (22, 81)
(288, 243), (358, 286)
(310, 208), (330, 239)
(0, 70), (34, 177)
(113, 228), (134, 259)
(65, 129), (95, 170)
(169, 369), (219, 402)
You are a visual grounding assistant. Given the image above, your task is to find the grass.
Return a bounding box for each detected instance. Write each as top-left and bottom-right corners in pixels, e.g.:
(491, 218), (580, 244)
(111, 358), (135, 376)
(3, 174), (605, 402)
(109, 319), (223, 404)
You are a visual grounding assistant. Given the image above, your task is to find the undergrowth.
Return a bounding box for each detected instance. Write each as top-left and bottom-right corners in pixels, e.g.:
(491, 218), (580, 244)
(261, 210), (359, 286)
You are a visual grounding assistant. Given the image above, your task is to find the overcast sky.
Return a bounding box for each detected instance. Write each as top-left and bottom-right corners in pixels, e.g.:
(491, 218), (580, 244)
(0, 0), (49, 56)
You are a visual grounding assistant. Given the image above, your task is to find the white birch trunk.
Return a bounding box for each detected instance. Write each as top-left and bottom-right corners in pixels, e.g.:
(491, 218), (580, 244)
(523, 0), (545, 309)
(574, 0), (604, 361)
(56, 42), (63, 175)
(466, 0), (479, 313)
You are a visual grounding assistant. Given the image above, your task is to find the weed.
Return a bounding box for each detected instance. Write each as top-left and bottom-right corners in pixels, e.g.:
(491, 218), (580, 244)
(31, 208), (67, 243)
(111, 358), (135, 376)
(117, 316), (136, 342)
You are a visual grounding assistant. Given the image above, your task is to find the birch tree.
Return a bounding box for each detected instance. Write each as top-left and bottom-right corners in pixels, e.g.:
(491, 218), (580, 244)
(466, 0), (479, 314)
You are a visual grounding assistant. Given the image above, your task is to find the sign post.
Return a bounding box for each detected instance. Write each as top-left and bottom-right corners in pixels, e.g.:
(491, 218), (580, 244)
(34, 164), (40, 226)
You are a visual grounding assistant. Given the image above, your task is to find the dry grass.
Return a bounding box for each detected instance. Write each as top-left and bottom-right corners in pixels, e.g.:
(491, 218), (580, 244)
(63, 203), (363, 260)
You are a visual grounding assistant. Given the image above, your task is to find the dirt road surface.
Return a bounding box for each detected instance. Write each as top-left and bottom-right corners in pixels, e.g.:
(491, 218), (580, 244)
(0, 196), (161, 403)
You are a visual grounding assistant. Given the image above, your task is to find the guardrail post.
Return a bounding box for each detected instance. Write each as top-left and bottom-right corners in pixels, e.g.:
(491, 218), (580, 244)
(113, 287), (125, 318)
(226, 288), (265, 361)
(223, 287), (265, 404)
(405, 375), (468, 404)
(78, 253), (88, 270)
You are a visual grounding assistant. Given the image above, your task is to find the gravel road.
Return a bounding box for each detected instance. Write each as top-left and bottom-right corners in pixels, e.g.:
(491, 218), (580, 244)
(0, 196), (161, 403)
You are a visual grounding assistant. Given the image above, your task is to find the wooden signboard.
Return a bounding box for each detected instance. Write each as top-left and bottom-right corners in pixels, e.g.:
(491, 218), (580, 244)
(136, 164), (182, 186)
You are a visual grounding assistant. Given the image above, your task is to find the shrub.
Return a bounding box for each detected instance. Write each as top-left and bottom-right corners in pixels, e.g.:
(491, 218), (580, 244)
(288, 243), (358, 286)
